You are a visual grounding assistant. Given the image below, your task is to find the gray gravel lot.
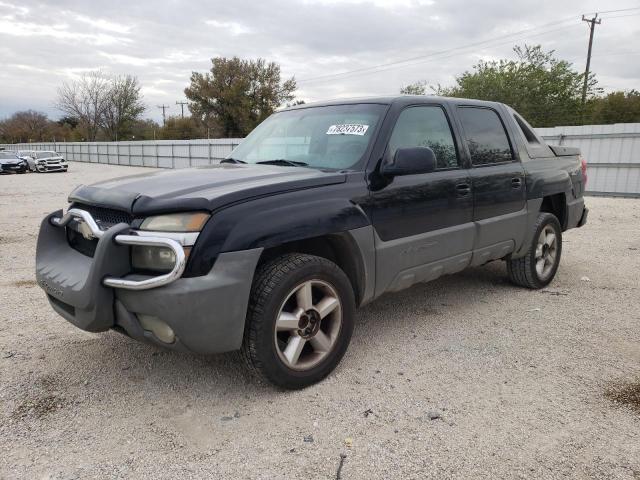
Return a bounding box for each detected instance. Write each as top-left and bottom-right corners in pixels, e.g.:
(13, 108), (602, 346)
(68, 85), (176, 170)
(1, 162), (639, 479)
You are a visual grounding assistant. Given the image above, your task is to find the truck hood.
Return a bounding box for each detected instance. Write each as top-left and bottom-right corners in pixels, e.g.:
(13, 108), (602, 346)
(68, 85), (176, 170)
(69, 163), (347, 216)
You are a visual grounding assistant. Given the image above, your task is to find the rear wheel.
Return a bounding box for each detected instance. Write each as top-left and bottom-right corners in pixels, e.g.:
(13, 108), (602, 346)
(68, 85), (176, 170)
(507, 212), (562, 289)
(241, 253), (355, 389)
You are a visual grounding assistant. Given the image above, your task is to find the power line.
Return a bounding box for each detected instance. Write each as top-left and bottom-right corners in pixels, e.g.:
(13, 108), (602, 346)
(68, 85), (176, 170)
(587, 6), (640, 15)
(299, 22), (582, 86)
(157, 104), (169, 126)
(581, 13), (602, 104)
(297, 16), (579, 85)
(297, 9), (639, 87)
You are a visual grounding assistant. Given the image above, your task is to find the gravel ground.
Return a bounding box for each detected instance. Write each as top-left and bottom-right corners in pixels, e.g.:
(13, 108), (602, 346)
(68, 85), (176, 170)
(1, 162), (639, 479)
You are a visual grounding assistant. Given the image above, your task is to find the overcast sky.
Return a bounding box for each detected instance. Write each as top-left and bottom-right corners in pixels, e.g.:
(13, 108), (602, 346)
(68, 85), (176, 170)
(1, 0), (638, 122)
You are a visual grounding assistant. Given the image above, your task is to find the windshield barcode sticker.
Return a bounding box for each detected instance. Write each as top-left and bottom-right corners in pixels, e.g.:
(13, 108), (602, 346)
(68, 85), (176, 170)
(326, 124), (369, 136)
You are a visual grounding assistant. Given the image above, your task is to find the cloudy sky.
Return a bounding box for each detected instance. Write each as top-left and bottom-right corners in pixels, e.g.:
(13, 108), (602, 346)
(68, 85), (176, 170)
(0, 0), (638, 122)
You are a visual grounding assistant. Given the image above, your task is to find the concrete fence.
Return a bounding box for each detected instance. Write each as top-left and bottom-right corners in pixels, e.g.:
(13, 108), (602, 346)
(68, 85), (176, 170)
(3, 123), (640, 197)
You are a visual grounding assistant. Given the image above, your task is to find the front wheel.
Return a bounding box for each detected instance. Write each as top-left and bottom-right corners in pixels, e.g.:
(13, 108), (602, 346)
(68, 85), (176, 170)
(507, 212), (562, 289)
(241, 253), (355, 389)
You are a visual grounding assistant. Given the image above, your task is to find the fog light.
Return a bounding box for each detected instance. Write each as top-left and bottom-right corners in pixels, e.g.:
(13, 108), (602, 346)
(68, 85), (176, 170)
(137, 314), (175, 344)
(131, 245), (177, 273)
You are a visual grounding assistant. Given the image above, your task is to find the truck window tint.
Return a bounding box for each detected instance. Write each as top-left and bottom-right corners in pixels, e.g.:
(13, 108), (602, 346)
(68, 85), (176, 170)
(387, 106), (458, 169)
(458, 107), (513, 165)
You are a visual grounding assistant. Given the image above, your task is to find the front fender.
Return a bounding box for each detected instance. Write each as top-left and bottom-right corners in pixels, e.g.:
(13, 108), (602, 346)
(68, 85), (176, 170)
(184, 183), (371, 277)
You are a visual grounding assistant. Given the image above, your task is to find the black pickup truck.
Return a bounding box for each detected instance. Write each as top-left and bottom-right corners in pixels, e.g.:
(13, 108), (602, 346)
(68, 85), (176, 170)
(36, 96), (588, 388)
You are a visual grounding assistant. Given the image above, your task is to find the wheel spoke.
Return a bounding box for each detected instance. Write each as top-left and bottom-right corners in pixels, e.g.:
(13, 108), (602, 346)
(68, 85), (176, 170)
(310, 330), (332, 352)
(315, 296), (339, 319)
(535, 244), (543, 259)
(536, 258), (545, 275)
(546, 232), (556, 247)
(276, 311), (299, 331)
(295, 282), (313, 311)
(283, 335), (306, 366)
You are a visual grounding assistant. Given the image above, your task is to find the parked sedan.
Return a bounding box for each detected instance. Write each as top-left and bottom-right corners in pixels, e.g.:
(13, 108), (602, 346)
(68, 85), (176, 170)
(19, 150), (68, 172)
(0, 151), (28, 174)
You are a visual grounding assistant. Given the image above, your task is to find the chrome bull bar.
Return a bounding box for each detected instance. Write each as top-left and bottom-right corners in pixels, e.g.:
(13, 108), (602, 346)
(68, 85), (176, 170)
(51, 208), (186, 291)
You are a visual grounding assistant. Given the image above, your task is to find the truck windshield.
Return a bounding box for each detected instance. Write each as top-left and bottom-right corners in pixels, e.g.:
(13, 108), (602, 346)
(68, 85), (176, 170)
(228, 104), (387, 170)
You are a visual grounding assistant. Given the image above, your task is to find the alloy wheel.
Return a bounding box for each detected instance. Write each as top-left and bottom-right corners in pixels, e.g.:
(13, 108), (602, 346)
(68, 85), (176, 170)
(535, 225), (558, 280)
(274, 279), (342, 371)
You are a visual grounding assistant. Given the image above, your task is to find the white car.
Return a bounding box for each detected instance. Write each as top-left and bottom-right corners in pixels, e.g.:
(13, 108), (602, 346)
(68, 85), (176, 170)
(19, 150), (68, 173)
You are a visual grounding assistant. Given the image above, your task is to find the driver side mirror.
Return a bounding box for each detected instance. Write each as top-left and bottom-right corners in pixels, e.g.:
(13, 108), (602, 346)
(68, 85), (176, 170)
(380, 146), (436, 177)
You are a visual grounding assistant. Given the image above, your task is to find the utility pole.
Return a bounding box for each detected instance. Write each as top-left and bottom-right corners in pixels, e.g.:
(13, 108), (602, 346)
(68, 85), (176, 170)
(176, 101), (188, 119)
(157, 104), (169, 126)
(581, 13), (601, 104)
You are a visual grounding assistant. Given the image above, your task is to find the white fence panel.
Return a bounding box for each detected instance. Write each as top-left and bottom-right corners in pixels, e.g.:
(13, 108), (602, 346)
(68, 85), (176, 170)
(1, 139), (243, 170)
(3, 125), (640, 196)
(537, 123), (640, 197)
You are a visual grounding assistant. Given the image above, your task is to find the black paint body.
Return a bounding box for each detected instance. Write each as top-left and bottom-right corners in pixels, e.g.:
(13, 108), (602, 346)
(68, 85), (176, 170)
(67, 96), (586, 279)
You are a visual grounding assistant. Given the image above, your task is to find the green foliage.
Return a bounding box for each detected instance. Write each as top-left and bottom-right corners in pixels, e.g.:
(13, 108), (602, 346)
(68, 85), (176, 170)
(586, 90), (640, 124)
(434, 45), (601, 127)
(185, 56), (297, 137)
(400, 81), (428, 95)
(404, 45), (611, 127)
(157, 116), (202, 140)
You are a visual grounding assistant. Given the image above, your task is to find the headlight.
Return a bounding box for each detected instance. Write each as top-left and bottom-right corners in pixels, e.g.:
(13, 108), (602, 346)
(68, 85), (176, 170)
(140, 212), (210, 232)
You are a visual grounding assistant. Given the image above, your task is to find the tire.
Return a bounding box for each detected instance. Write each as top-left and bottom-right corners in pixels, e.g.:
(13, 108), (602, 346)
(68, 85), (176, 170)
(507, 212), (562, 289)
(241, 253), (356, 389)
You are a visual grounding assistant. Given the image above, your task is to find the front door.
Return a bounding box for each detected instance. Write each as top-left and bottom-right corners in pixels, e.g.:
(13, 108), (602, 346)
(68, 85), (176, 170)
(367, 105), (474, 295)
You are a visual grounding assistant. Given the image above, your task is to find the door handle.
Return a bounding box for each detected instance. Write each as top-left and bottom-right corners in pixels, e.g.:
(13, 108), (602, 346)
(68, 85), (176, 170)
(456, 183), (471, 196)
(511, 177), (522, 189)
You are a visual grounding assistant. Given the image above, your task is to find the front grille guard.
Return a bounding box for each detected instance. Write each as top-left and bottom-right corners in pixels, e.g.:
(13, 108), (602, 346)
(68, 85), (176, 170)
(51, 208), (186, 291)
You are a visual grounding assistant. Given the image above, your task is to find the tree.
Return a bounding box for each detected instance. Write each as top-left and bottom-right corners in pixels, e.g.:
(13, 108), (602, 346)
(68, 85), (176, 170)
(56, 71), (111, 141)
(587, 90), (640, 124)
(101, 75), (146, 140)
(0, 110), (69, 143)
(157, 116), (203, 140)
(400, 81), (428, 95)
(408, 45), (601, 127)
(185, 57), (297, 137)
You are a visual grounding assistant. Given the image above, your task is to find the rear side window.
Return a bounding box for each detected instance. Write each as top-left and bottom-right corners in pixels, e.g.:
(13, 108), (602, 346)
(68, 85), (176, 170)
(388, 106), (459, 169)
(458, 107), (513, 166)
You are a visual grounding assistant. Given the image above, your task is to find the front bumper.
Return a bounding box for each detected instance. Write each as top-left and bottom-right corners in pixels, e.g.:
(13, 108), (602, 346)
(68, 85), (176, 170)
(1, 162), (27, 173)
(37, 161), (68, 172)
(36, 210), (262, 354)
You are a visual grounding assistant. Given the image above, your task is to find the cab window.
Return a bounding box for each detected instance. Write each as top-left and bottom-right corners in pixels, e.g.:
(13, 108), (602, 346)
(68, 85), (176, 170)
(387, 106), (459, 170)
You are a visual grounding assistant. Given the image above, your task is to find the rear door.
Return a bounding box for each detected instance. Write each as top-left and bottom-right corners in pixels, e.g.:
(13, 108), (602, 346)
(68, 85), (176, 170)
(368, 104), (474, 295)
(455, 105), (527, 264)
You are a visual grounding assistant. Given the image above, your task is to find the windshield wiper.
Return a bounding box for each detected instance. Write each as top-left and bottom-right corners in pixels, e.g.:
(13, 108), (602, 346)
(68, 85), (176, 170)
(256, 159), (308, 167)
(220, 157), (246, 164)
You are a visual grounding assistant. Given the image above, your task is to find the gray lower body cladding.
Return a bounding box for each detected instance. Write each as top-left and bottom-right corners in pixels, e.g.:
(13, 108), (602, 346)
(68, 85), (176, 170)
(36, 210), (263, 354)
(113, 249), (262, 353)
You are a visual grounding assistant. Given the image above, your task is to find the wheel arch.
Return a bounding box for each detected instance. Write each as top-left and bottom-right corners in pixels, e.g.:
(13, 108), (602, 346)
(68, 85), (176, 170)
(540, 192), (568, 230)
(257, 229), (373, 307)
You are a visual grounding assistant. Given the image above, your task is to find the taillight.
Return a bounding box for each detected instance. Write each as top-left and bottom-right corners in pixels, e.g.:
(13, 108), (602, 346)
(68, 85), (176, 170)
(580, 155), (588, 187)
